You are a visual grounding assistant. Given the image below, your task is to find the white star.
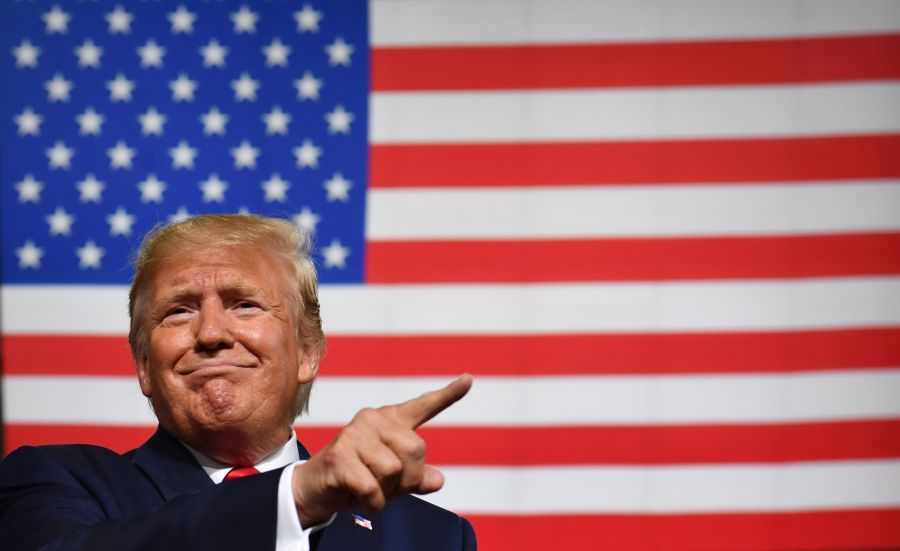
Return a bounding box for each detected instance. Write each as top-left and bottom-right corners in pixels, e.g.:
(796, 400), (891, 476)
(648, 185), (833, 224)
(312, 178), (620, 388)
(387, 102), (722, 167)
(138, 174), (166, 203)
(322, 239), (350, 269)
(293, 207), (321, 235)
(43, 5), (70, 34)
(200, 39), (228, 68)
(45, 73), (72, 102)
(16, 241), (44, 269)
(201, 107), (229, 136)
(138, 39), (165, 68)
(325, 105), (354, 134)
(170, 140), (197, 169)
(15, 174), (43, 203)
(107, 207), (136, 236)
(231, 140), (259, 169)
(263, 38), (290, 67)
(75, 40), (102, 68)
(169, 206), (192, 223)
(169, 73), (197, 102)
(232, 73), (259, 101)
(106, 6), (133, 34)
(231, 5), (258, 34)
(76, 240), (105, 269)
(78, 174), (104, 203)
(293, 139), (321, 168)
(168, 6), (196, 34)
(107, 140), (136, 169)
(294, 4), (322, 33)
(262, 173), (290, 202)
(139, 107), (166, 136)
(46, 141), (74, 169)
(263, 106), (291, 135)
(77, 107), (104, 136)
(15, 107), (42, 136)
(107, 73), (135, 102)
(293, 72), (322, 101)
(13, 40), (40, 68)
(46, 207), (75, 236)
(324, 172), (352, 202)
(326, 37), (354, 66)
(200, 174), (229, 203)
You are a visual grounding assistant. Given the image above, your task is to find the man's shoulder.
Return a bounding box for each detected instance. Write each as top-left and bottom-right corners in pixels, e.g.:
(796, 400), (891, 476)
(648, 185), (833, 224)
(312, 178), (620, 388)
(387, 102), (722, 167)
(387, 494), (463, 521)
(0, 441), (171, 521)
(3, 442), (132, 467)
(0, 443), (143, 489)
(381, 496), (476, 548)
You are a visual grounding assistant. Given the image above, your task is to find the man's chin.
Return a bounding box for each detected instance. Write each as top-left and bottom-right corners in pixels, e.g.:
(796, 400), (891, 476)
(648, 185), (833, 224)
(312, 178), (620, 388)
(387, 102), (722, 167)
(195, 377), (242, 416)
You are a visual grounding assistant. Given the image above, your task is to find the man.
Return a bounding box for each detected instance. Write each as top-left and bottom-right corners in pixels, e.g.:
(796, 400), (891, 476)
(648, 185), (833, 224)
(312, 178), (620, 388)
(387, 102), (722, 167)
(0, 214), (476, 550)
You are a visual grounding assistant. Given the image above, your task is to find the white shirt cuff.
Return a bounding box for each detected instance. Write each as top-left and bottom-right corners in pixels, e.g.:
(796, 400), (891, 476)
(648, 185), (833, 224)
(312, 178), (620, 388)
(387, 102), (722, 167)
(275, 461), (336, 551)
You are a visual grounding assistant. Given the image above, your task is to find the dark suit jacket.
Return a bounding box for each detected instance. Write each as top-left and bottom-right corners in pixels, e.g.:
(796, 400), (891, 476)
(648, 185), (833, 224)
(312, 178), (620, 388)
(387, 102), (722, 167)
(0, 427), (476, 550)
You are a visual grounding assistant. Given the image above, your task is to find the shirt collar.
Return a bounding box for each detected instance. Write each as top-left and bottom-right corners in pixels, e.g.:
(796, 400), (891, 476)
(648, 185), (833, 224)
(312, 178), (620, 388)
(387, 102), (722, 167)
(182, 432), (301, 484)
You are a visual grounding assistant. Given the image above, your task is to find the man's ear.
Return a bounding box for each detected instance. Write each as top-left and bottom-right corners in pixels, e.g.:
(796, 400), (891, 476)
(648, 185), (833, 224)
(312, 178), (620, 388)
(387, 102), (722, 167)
(135, 354), (153, 398)
(296, 345), (318, 385)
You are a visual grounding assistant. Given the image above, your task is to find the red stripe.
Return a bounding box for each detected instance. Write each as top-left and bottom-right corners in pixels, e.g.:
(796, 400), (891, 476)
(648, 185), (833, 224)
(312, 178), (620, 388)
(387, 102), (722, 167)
(468, 509), (900, 551)
(3, 335), (135, 376)
(372, 34), (900, 91)
(5, 328), (900, 376)
(300, 421), (900, 465)
(366, 233), (900, 283)
(321, 327), (900, 376)
(8, 420), (900, 464)
(324, 329), (900, 376)
(370, 135), (900, 188)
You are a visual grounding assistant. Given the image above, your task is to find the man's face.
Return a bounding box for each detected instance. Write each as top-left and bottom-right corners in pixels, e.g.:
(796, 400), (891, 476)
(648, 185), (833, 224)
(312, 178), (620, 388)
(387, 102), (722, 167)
(135, 245), (315, 460)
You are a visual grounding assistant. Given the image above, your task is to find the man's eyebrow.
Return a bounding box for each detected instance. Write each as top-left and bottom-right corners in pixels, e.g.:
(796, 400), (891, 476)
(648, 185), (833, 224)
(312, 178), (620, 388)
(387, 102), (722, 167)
(217, 279), (267, 298)
(156, 281), (267, 306)
(155, 286), (197, 308)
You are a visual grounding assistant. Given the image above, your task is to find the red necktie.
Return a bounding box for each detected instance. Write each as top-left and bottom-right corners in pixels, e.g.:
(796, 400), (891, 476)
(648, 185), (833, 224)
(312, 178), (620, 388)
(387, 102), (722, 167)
(224, 466), (260, 481)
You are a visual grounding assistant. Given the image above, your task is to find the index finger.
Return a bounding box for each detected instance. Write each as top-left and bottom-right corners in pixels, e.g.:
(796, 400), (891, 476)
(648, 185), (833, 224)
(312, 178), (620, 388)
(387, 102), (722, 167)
(387, 374), (473, 428)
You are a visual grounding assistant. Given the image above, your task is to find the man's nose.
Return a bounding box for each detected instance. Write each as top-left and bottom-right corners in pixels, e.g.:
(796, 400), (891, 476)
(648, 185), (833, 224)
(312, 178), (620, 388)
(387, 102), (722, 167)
(195, 300), (234, 351)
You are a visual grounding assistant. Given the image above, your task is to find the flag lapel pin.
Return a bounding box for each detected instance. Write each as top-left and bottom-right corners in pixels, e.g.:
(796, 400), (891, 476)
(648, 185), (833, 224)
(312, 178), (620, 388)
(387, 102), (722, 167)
(352, 514), (373, 531)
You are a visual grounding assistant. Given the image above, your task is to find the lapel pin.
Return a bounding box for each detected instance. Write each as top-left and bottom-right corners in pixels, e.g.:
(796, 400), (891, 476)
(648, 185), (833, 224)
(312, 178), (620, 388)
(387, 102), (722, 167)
(352, 514), (373, 531)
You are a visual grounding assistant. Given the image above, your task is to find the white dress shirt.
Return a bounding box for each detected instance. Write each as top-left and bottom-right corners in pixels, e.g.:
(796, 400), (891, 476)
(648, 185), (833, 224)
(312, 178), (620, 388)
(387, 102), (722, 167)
(183, 433), (334, 551)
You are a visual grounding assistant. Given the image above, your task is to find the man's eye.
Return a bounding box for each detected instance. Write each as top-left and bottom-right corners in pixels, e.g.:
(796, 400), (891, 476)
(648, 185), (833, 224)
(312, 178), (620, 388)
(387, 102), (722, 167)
(237, 301), (258, 309)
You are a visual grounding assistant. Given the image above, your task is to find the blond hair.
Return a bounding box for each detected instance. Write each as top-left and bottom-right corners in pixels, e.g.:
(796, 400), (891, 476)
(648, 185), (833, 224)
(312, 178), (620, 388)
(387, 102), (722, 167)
(128, 214), (324, 416)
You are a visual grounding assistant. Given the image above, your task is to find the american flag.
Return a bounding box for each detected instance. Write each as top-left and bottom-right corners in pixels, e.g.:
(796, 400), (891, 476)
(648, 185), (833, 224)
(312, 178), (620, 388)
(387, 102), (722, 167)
(3, 1), (900, 549)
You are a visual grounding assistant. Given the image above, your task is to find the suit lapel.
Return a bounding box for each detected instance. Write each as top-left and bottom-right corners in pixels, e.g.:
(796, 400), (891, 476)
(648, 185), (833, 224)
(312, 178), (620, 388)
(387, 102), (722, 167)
(130, 428), (380, 549)
(131, 426), (214, 501)
(315, 511), (381, 551)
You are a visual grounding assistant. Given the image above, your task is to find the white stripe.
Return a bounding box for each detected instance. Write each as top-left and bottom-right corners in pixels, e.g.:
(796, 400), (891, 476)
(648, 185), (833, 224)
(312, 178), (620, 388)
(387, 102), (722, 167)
(370, 83), (900, 143)
(425, 461), (900, 513)
(4, 277), (900, 334)
(1, 285), (130, 335)
(3, 376), (157, 425)
(322, 278), (900, 334)
(5, 370), (900, 425)
(367, 181), (900, 239)
(305, 371), (900, 425)
(372, 0), (900, 46)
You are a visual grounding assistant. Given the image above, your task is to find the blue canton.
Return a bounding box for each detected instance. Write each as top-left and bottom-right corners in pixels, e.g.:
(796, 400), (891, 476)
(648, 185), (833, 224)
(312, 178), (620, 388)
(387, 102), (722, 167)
(1, 1), (369, 284)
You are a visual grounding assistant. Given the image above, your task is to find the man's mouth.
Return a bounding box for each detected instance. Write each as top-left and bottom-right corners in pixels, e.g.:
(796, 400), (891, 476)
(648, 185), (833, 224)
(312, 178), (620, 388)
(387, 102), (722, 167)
(179, 363), (252, 376)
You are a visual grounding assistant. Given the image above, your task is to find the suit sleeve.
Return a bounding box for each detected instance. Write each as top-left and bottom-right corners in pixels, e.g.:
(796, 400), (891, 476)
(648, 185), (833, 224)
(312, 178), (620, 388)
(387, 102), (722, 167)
(0, 445), (281, 551)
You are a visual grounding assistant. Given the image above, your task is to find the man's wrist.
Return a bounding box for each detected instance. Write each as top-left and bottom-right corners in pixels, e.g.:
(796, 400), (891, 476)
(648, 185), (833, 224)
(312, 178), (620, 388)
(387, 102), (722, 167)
(291, 461), (331, 527)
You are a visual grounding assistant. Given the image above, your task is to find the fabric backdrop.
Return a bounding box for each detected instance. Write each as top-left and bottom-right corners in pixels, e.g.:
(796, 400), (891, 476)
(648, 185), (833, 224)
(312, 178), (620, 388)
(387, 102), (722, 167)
(2, 1), (900, 549)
